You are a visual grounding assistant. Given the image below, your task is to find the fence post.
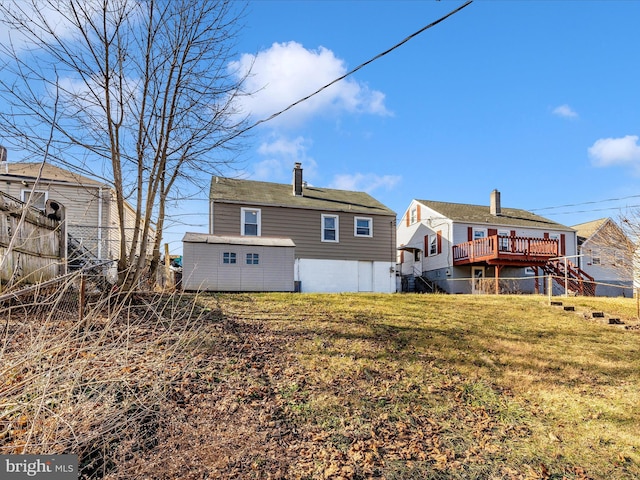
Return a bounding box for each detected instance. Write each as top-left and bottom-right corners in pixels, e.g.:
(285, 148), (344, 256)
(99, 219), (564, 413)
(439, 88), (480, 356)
(79, 273), (85, 325)
(548, 274), (552, 305)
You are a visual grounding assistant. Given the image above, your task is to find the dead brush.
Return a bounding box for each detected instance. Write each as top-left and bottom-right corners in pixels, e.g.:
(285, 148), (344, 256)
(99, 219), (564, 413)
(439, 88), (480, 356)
(0, 272), (217, 478)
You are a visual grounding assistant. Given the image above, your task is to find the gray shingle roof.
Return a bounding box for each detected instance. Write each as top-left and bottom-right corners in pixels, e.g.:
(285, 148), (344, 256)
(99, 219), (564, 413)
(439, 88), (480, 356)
(2, 163), (103, 186)
(571, 218), (608, 241)
(416, 199), (572, 230)
(210, 177), (395, 216)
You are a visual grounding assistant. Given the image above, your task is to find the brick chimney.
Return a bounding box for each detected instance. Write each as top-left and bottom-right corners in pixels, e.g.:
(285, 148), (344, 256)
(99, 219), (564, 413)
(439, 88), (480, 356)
(490, 189), (501, 216)
(293, 162), (303, 196)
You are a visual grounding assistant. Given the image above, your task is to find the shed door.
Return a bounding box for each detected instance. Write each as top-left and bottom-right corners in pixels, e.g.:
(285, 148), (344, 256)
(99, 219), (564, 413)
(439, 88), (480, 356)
(358, 261), (373, 292)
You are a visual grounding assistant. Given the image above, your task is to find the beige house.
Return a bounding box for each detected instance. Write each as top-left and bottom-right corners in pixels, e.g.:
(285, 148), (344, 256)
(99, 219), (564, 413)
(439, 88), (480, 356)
(183, 163), (397, 293)
(0, 162), (152, 277)
(573, 218), (634, 297)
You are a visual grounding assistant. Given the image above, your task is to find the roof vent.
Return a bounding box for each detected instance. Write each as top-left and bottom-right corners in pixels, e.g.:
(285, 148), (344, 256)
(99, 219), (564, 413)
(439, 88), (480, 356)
(490, 189), (501, 216)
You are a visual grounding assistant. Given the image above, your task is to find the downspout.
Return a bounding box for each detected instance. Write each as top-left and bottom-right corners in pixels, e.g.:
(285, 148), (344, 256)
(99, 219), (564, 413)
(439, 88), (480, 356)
(97, 186), (103, 259)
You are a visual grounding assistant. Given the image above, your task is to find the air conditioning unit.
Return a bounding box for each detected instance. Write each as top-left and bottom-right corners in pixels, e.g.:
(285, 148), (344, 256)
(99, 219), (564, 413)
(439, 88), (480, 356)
(45, 199), (65, 221)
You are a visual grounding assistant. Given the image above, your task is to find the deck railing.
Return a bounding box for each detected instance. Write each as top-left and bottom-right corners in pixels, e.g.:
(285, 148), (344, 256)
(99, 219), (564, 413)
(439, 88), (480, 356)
(453, 235), (558, 265)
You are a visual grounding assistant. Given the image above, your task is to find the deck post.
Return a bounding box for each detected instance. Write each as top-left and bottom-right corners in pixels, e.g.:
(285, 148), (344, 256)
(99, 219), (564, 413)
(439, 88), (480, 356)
(495, 265), (500, 294)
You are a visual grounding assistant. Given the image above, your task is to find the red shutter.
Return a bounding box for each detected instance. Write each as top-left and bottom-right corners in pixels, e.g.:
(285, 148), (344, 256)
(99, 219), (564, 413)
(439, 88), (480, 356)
(468, 227), (473, 241)
(424, 235), (429, 255)
(416, 204), (421, 222)
(543, 232), (549, 239)
(400, 250), (404, 263)
(488, 228), (497, 237)
(405, 212), (410, 227)
(510, 230), (516, 237)
(560, 234), (566, 255)
(437, 230), (442, 254)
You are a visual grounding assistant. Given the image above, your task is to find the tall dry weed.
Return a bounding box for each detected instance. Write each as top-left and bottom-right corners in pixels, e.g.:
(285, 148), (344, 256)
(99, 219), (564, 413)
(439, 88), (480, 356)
(0, 273), (216, 478)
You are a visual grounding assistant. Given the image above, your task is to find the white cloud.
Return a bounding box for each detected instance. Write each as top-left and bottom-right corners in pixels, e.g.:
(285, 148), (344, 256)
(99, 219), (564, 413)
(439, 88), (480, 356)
(329, 172), (400, 194)
(229, 41), (390, 128)
(588, 135), (640, 169)
(252, 135), (318, 182)
(0, 1), (104, 54)
(552, 104), (578, 119)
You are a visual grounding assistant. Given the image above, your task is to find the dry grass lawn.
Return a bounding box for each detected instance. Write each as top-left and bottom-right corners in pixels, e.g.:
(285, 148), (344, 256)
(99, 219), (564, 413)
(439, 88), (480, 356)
(2, 291), (639, 479)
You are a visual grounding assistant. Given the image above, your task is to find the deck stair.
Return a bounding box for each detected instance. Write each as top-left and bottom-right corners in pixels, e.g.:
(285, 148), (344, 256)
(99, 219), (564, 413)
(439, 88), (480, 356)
(541, 258), (596, 296)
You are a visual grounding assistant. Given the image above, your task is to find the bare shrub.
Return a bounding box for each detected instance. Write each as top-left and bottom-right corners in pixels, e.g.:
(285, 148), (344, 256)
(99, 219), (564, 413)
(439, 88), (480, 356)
(0, 274), (218, 478)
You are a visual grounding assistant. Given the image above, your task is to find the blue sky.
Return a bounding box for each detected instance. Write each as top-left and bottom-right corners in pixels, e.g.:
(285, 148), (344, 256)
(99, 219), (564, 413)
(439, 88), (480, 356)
(227, 0), (640, 221)
(3, 1), (640, 255)
(207, 0), (640, 253)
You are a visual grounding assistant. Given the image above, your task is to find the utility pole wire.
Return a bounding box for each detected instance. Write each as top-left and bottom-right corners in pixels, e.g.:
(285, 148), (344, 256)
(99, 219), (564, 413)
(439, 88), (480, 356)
(236, 0), (473, 137)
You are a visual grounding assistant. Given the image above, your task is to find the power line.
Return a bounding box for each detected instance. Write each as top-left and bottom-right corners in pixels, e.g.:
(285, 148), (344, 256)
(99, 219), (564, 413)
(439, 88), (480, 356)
(232, 0), (473, 138)
(536, 204), (640, 218)
(530, 194), (640, 213)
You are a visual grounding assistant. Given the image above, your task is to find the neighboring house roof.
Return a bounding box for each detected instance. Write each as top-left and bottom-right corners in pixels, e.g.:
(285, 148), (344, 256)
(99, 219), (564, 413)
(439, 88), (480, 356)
(183, 232), (296, 247)
(572, 218), (608, 244)
(416, 199), (572, 230)
(210, 177), (395, 216)
(0, 162), (104, 186)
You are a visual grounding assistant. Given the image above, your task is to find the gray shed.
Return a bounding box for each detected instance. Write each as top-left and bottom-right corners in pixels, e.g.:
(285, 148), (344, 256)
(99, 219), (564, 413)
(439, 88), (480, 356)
(182, 233), (296, 292)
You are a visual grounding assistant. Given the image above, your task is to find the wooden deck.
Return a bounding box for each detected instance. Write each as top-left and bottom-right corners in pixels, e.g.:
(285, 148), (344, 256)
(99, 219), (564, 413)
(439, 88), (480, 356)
(452, 235), (558, 266)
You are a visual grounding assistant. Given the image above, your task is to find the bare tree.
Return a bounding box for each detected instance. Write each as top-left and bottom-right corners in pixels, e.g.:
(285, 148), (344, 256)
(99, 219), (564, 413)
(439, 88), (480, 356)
(0, 0), (249, 287)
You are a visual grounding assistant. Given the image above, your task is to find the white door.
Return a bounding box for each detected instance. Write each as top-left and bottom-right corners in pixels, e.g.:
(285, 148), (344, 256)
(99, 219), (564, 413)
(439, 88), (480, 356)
(471, 266), (485, 294)
(358, 261), (374, 292)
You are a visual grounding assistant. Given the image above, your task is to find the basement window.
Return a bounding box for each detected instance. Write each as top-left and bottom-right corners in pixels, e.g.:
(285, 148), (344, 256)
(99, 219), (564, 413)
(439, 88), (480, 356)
(246, 253), (259, 265)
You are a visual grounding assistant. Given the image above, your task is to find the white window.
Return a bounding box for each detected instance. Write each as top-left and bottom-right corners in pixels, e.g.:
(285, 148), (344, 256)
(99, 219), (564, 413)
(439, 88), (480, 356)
(354, 217), (372, 237)
(322, 214), (339, 242)
(429, 234), (438, 256)
(591, 250), (601, 265)
(410, 207), (417, 224)
(222, 252), (236, 264)
(241, 208), (261, 236)
(473, 228), (486, 240)
(246, 253), (259, 265)
(498, 229), (510, 251)
(21, 190), (47, 210)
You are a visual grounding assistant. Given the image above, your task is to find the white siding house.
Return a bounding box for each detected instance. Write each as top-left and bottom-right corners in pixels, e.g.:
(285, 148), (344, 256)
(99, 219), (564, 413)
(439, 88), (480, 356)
(0, 162), (153, 279)
(397, 190), (592, 295)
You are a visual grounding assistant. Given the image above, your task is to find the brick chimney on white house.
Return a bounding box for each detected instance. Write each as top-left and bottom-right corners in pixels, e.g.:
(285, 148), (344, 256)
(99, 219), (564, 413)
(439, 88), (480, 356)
(293, 162), (303, 196)
(490, 189), (501, 216)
